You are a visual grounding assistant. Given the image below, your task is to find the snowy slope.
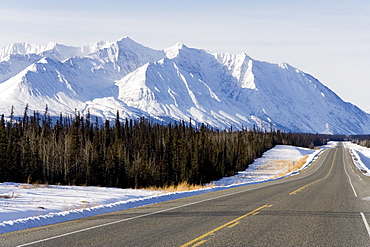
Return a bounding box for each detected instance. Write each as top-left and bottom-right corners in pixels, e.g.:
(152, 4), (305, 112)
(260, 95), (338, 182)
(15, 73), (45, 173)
(0, 37), (369, 134)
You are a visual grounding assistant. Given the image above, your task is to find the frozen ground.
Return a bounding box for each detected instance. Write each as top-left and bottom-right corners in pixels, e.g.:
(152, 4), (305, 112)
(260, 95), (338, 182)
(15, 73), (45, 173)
(0, 142), (354, 234)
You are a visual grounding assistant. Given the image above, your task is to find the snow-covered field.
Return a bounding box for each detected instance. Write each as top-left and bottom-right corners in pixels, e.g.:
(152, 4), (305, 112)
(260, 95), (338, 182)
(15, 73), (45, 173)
(2, 141), (367, 234)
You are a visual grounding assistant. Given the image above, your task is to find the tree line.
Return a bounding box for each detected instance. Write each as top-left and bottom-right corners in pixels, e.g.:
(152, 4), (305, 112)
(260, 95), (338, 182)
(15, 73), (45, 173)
(0, 107), (328, 188)
(349, 135), (370, 148)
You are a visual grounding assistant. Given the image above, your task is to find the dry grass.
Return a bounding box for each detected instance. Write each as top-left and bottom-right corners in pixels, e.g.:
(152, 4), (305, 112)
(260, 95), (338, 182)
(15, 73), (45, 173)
(0, 192), (19, 199)
(19, 182), (50, 189)
(295, 155), (309, 169)
(269, 155), (309, 179)
(145, 181), (215, 193)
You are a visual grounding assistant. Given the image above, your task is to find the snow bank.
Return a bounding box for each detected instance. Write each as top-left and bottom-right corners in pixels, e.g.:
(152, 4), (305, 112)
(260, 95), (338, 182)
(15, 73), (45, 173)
(344, 142), (370, 176)
(0, 186), (222, 234)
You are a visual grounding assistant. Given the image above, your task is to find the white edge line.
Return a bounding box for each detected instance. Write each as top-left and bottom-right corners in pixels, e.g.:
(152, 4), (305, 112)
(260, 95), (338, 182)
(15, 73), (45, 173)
(360, 212), (370, 238)
(343, 148), (358, 197)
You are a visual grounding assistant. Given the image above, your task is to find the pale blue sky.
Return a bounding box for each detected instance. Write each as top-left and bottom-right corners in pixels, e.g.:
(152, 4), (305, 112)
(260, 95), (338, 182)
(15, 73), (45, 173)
(1, 0), (369, 111)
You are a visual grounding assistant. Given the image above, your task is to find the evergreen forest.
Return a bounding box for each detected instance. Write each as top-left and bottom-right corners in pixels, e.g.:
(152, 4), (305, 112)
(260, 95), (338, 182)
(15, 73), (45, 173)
(0, 107), (328, 189)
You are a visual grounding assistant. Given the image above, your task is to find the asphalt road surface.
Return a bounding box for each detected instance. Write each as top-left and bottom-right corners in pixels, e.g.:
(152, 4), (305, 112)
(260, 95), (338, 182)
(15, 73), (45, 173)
(1, 142), (370, 246)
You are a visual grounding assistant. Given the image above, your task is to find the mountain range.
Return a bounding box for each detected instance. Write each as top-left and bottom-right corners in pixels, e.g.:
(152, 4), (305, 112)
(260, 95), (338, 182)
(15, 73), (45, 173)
(0, 36), (369, 135)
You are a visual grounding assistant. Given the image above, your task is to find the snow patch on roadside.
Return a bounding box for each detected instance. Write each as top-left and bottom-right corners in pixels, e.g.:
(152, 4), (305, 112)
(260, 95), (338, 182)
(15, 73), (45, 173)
(344, 142), (370, 176)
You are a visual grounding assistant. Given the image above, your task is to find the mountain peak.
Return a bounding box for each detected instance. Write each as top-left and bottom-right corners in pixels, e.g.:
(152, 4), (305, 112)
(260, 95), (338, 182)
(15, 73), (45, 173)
(174, 42), (187, 49)
(115, 36), (143, 49)
(165, 42), (189, 59)
(0, 42), (43, 61)
(117, 36), (132, 42)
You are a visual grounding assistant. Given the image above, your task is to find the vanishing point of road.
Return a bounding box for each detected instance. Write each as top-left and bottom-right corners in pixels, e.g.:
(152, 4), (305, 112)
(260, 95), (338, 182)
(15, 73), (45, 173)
(1, 142), (370, 246)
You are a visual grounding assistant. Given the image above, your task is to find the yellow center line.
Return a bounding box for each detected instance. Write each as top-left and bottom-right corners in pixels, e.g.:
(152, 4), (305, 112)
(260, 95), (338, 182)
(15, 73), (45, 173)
(290, 148), (337, 195)
(228, 222), (240, 228)
(191, 240), (207, 247)
(180, 204), (272, 247)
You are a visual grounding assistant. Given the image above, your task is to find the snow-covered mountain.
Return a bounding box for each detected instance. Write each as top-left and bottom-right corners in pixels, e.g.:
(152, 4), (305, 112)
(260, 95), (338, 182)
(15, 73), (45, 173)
(0, 36), (369, 135)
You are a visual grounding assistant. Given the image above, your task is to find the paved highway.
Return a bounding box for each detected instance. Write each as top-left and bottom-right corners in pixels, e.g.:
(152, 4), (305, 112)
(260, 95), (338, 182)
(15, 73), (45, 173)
(1, 142), (370, 246)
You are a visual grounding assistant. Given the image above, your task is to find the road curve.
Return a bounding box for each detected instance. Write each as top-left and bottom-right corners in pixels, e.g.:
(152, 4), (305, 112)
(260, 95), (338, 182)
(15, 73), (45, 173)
(1, 142), (370, 246)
